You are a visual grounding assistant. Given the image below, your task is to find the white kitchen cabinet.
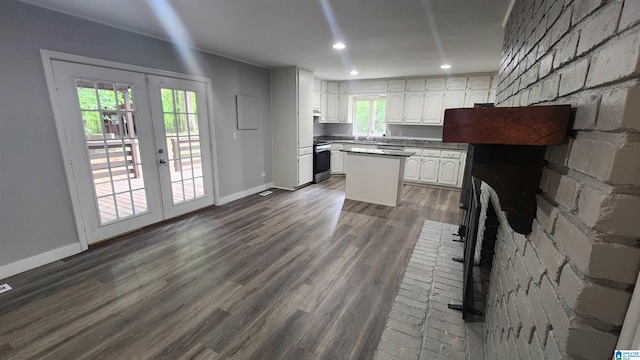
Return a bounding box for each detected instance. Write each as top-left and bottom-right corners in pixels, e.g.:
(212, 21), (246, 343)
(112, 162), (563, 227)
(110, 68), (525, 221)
(388, 80), (406, 92)
(406, 79), (426, 91)
(327, 93), (339, 122)
(403, 92), (424, 123)
(490, 75), (499, 89)
(313, 91), (321, 111)
(298, 153), (313, 186)
(271, 67), (314, 190)
(339, 82), (348, 94)
(321, 81), (328, 92)
(327, 82), (339, 94)
(319, 93), (328, 123)
(330, 143), (344, 174)
(467, 76), (492, 90)
(313, 78), (321, 92)
(426, 78), (446, 90)
(446, 77), (467, 90)
(464, 90), (490, 107)
(348, 80), (388, 94)
(422, 91), (444, 125)
(420, 157), (440, 183)
(443, 91), (466, 110)
(339, 94), (349, 122)
(386, 92), (405, 123)
(404, 148), (422, 181)
(438, 158), (460, 186)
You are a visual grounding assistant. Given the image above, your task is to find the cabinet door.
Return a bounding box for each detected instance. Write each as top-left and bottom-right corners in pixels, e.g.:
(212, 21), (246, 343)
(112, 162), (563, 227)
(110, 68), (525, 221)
(406, 79), (426, 91)
(327, 94), (339, 122)
(426, 78), (445, 90)
(488, 89), (496, 103)
(420, 157), (440, 183)
(422, 91), (444, 125)
(446, 77), (467, 90)
(403, 92), (424, 123)
(338, 94), (349, 122)
(388, 80), (406, 92)
(320, 93), (328, 123)
(443, 91), (466, 110)
(331, 151), (343, 173)
(327, 82), (339, 93)
(386, 92), (405, 123)
(298, 154), (313, 186)
(313, 78), (321, 92)
(298, 69), (314, 149)
(339, 82), (348, 94)
(438, 159), (460, 186)
(404, 156), (421, 181)
(467, 76), (491, 90)
(313, 91), (321, 110)
(464, 90), (489, 107)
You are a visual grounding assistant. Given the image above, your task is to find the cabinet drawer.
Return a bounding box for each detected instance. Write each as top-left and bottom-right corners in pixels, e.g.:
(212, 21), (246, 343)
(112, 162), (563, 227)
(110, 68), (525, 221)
(422, 149), (441, 157)
(298, 147), (313, 156)
(441, 150), (461, 159)
(405, 148), (423, 156)
(331, 143), (344, 150)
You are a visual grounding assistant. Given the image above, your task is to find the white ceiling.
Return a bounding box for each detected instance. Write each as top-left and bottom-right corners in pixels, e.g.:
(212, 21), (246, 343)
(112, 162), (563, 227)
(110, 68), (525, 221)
(20, 0), (511, 80)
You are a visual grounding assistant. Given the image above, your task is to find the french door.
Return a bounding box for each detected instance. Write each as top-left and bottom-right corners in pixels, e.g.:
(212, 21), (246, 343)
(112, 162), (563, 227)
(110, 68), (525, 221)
(51, 61), (214, 244)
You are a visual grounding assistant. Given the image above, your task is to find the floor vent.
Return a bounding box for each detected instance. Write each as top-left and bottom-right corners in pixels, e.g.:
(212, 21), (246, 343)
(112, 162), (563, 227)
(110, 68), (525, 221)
(258, 191), (273, 196)
(0, 283), (12, 294)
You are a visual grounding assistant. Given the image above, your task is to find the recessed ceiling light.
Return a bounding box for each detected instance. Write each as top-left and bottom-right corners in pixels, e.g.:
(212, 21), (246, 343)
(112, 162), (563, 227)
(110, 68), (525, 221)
(350, 70), (358, 75)
(333, 42), (346, 50)
(440, 64), (452, 69)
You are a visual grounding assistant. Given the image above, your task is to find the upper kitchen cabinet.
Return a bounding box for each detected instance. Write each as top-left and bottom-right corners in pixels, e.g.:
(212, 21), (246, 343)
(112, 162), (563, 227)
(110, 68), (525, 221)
(327, 82), (339, 94)
(326, 93), (340, 122)
(467, 76), (492, 90)
(386, 92), (405, 124)
(403, 92), (424, 123)
(348, 80), (388, 94)
(271, 67), (314, 190)
(388, 80), (406, 92)
(464, 90), (489, 107)
(443, 91), (466, 110)
(422, 91), (444, 125)
(445, 77), (467, 90)
(339, 82), (348, 94)
(406, 79), (426, 91)
(426, 78), (446, 90)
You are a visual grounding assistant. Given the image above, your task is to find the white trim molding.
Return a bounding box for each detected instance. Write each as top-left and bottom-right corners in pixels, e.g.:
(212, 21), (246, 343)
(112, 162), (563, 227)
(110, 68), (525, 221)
(218, 183), (274, 205)
(0, 243), (82, 281)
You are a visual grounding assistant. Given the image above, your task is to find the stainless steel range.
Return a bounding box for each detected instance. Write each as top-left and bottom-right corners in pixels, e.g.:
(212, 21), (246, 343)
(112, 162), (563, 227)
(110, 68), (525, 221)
(312, 141), (331, 183)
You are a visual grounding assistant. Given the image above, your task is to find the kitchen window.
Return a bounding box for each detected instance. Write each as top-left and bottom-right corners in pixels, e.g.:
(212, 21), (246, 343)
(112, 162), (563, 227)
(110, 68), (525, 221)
(353, 97), (386, 137)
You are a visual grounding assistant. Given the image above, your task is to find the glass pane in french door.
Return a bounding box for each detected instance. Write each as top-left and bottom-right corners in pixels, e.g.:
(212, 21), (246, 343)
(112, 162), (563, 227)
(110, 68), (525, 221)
(76, 79), (149, 224)
(160, 88), (205, 204)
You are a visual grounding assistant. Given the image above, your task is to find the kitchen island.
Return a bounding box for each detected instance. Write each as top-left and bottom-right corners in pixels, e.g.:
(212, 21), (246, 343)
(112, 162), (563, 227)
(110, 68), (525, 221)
(342, 147), (415, 207)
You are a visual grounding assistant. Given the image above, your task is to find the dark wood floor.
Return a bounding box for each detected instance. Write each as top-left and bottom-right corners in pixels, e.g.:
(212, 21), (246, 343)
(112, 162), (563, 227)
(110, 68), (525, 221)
(0, 176), (462, 360)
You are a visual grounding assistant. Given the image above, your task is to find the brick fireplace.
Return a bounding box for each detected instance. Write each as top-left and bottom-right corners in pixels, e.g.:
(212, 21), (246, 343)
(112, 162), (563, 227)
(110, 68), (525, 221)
(481, 1), (640, 359)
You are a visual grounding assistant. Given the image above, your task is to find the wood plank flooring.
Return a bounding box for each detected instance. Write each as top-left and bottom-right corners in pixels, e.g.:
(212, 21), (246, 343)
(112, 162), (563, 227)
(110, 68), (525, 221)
(0, 176), (462, 360)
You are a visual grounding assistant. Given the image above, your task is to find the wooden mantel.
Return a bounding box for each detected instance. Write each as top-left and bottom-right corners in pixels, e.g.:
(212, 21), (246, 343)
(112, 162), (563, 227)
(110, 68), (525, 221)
(443, 105), (571, 234)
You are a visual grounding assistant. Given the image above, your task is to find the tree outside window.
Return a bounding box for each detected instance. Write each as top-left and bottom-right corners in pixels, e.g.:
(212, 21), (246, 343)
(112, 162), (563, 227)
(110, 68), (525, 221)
(353, 98), (386, 137)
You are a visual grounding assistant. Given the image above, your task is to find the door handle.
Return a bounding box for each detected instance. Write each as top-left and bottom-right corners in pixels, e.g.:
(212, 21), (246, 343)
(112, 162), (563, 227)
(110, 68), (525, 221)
(159, 159), (167, 165)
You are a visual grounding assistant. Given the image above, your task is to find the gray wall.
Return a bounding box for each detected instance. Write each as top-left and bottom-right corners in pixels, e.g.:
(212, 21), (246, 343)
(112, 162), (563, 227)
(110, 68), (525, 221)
(0, 1), (272, 267)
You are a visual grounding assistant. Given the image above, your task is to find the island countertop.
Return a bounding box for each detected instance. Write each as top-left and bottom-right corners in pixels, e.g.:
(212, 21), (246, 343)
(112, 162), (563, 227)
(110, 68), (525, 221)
(341, 147), (416, 157)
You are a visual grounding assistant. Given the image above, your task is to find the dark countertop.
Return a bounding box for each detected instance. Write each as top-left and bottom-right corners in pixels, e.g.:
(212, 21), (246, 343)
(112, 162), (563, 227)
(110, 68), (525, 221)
(315, 135), (468, 150)
(341, 147), (416, 157)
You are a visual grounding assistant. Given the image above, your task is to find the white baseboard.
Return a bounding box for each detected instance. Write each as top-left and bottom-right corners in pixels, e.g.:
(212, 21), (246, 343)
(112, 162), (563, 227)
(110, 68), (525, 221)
(0, 243), (83, 281)
(217, 182), (274, 205)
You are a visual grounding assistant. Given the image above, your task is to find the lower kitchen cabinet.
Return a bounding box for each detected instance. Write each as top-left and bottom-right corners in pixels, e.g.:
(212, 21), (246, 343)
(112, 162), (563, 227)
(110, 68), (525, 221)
(331, 143), (344, 174)
(420, 157), (440, 183)
(298, 153), (313, 186)
(403, 148), (422, 181)
(437, 158), (460, 186)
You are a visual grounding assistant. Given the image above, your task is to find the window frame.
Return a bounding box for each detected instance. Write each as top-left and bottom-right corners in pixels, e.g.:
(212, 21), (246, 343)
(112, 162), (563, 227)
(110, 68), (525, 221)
(352, 96), (387, 137)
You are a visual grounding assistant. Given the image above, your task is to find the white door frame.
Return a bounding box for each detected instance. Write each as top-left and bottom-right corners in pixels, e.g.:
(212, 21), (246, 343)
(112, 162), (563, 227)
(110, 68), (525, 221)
(41, 49), (221, 251)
